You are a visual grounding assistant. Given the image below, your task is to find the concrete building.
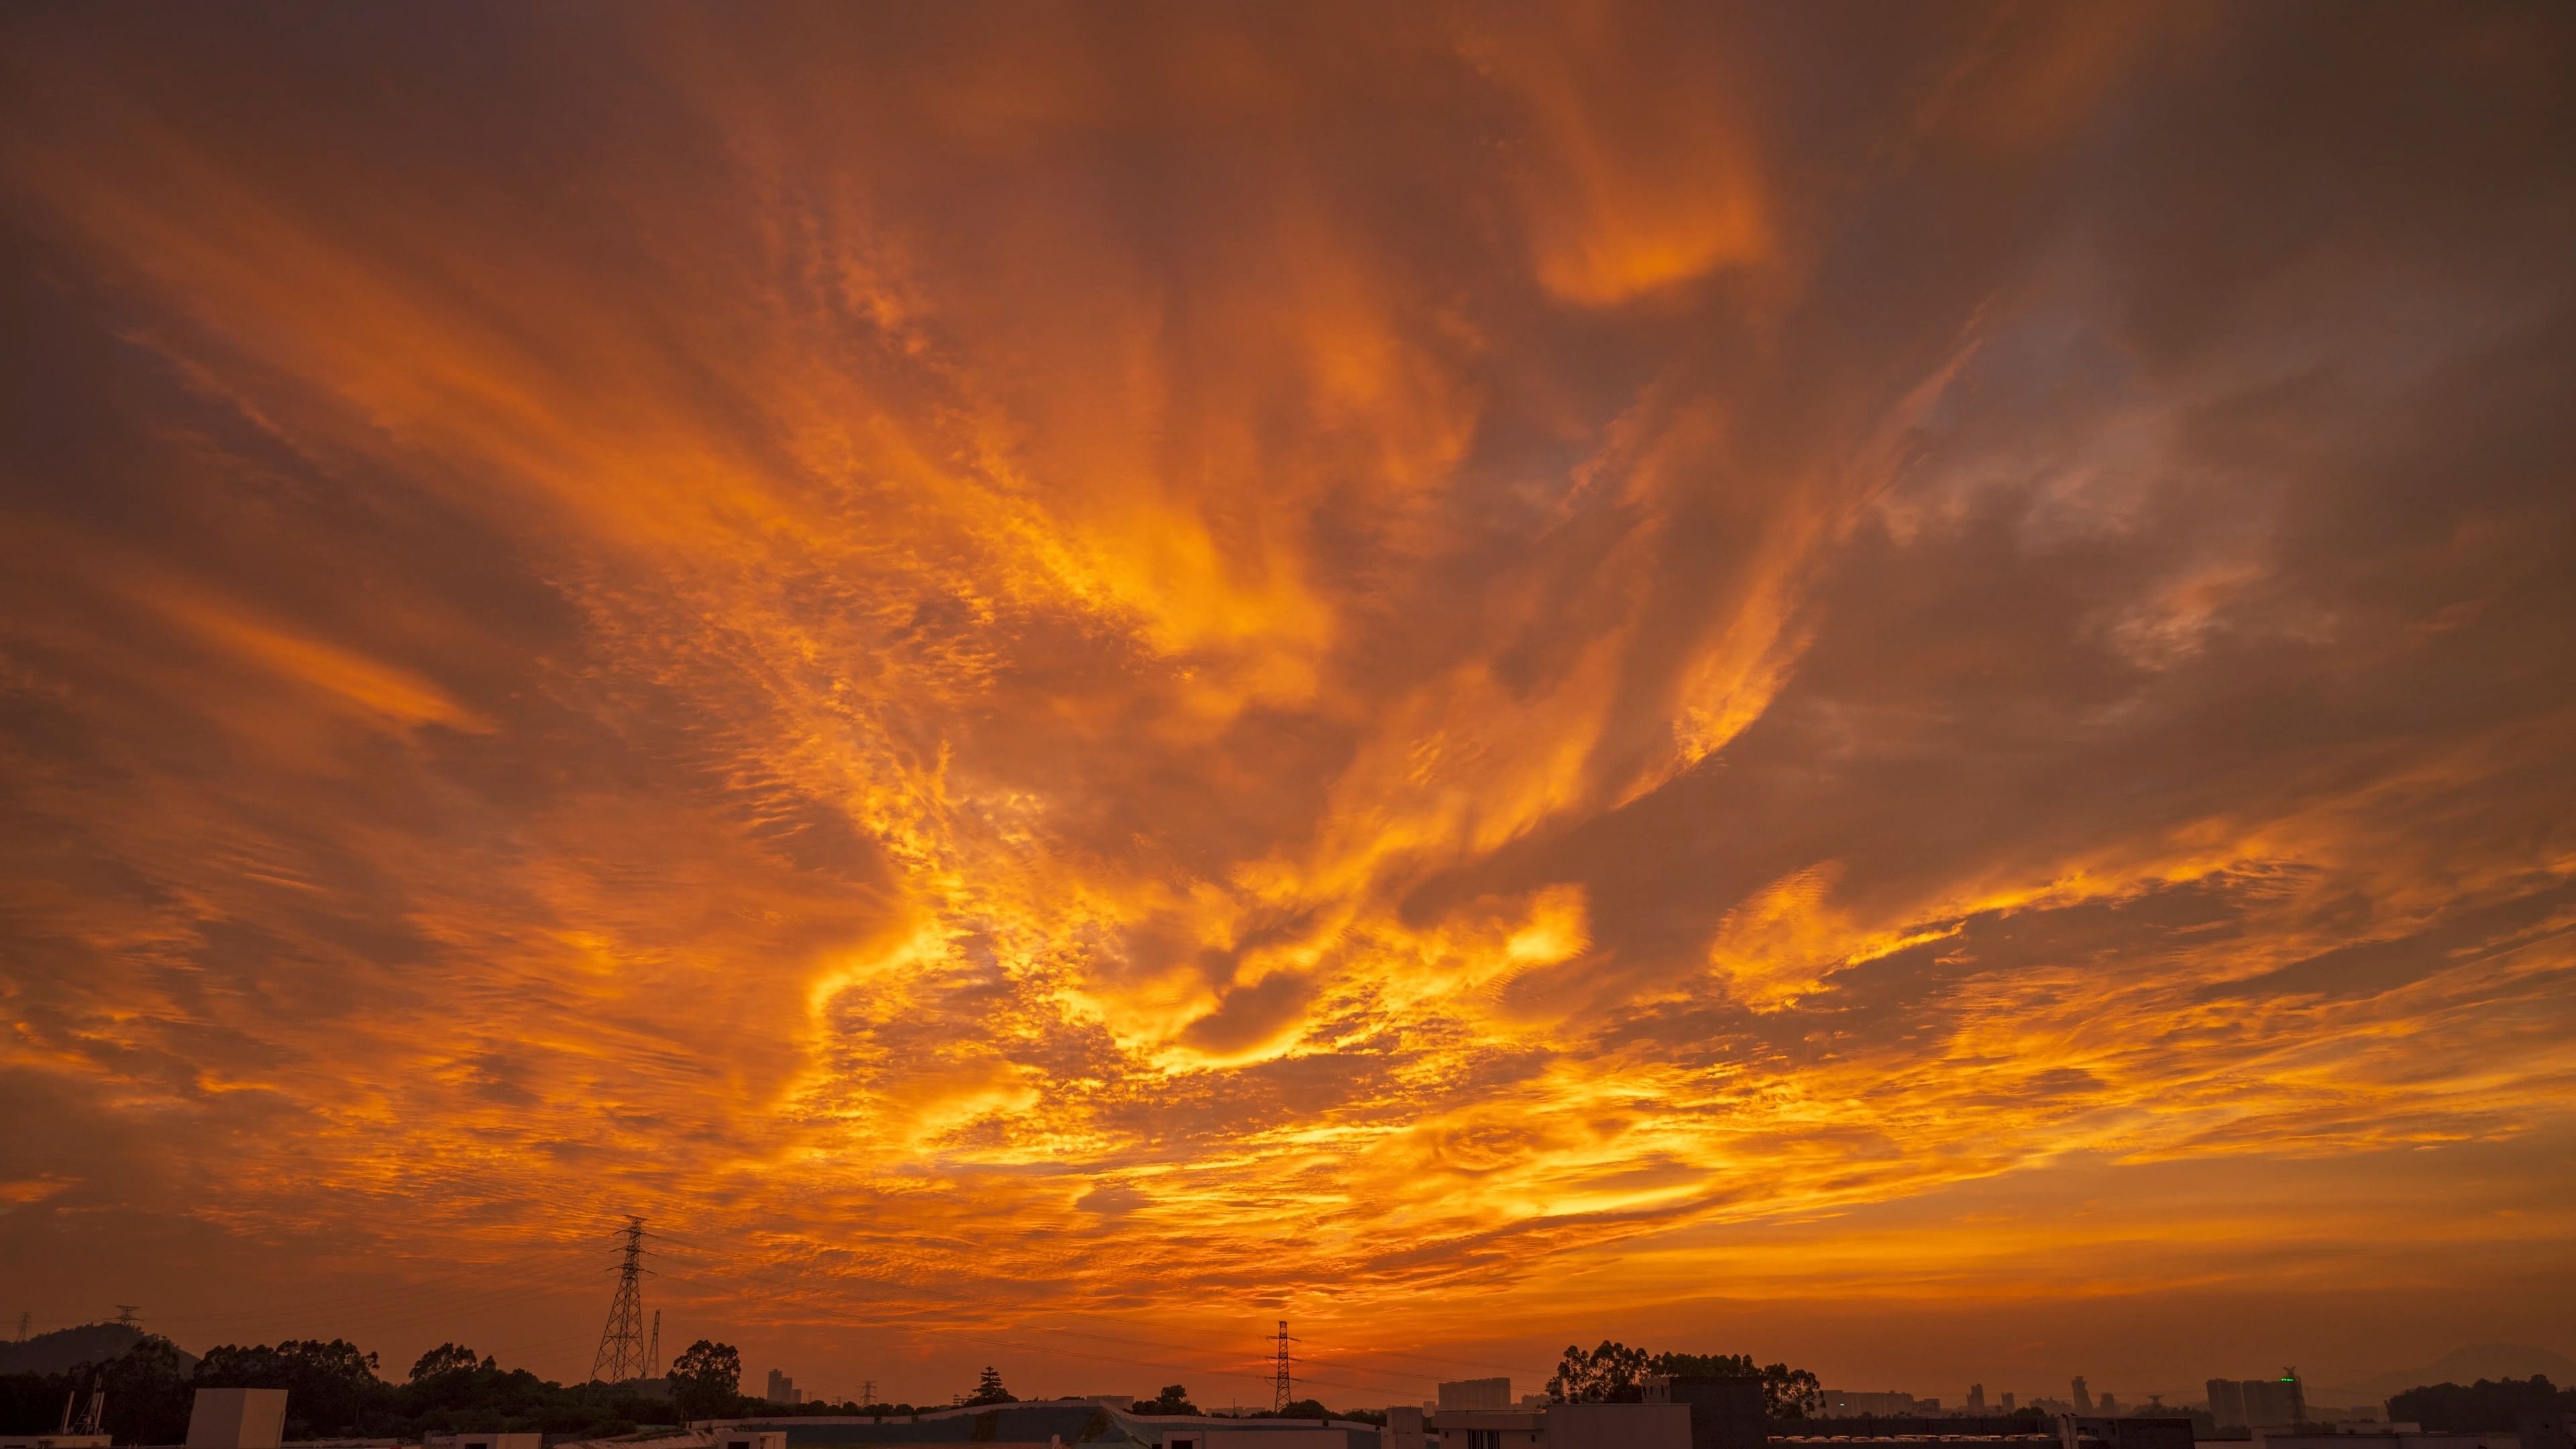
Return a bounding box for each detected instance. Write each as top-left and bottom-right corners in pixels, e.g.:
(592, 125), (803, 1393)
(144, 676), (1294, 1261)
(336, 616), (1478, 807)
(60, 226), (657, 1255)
(1821, 1393), (1924, 1419)
(2522, 1413), (2576, 1449)
(1142, 1424), (1374, 1449)
(765, 1370), (801, 1407)
(2211, 1383), (2247, 1430)
(1430, 1402), (1688, 1449)
(2210, 1377), (2307, 1430)
(2058, 1417), (2193, 1449)
(433, 1436), (540, 1449)
(2253, 1431), (2514, 1449)
(1645, 1373), (1766, 1449)
(1775, 1414), (2193, 1449)
(187, 1389), (289, 1449)
(1773, 1421), (2055, 1449)
(1439, 1381), (1513, 1413)
(720, 1403), (1383, 1449)
(2074, 1381), (2093, 1415)
(1970, 1387), (1987, 1415)
(1428, 1409), (1544, 1449)
(1544, 1403), (1690, 1449)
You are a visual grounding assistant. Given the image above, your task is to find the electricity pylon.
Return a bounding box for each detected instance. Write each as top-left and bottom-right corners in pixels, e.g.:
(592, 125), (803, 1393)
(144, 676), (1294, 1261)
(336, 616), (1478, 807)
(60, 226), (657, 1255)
(590, 1218), (651, 1383)
(1272, 1320), (1297, 1410)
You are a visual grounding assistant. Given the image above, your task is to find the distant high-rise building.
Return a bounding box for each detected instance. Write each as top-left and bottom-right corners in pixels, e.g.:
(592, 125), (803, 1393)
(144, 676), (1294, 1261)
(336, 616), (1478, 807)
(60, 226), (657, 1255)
(2075, 1379), (2094, 1413)
(2003, 1394), (2017, 1414)
(1439, 1378), (1511, 1411)
(2208, 1381), (2247, 1430)
(1823, 1391), (1923, 1418)
(2206, 1375), (2302, 1429)
(1970, 1385), (1986, 1415)
(2245, 1374), (2304, 1428)
(765, 1369), (800, 1406)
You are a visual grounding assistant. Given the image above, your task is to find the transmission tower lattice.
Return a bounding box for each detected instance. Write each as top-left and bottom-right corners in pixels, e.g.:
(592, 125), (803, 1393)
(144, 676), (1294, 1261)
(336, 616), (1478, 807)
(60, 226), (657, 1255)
(646, 1311), (660, 1381)
(1272, 1320), (1297, 1410)
(590, 1217), (651, 1383)
(113, 1305), (140, 1328)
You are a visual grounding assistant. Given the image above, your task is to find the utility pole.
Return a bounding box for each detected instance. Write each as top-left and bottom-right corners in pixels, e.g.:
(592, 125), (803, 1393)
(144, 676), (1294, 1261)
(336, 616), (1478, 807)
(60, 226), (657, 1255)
(589, 1218), (650, 1384)
(1272, 1320), (1297, 1411)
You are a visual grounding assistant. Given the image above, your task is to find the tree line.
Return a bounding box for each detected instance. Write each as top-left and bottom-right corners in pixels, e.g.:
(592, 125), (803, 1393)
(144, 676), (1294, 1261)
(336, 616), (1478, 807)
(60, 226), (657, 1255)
(1546, 1341), (1825, 1417)
(0, 1332), (865, 1443)
(1, 1335), (1239, 1442)
(2386, 1377), (2576, 1433)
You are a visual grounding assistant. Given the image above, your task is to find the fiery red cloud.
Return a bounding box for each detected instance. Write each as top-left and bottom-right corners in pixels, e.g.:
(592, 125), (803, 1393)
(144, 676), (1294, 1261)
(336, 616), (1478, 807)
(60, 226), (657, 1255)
(3, 1), (2573, 1407)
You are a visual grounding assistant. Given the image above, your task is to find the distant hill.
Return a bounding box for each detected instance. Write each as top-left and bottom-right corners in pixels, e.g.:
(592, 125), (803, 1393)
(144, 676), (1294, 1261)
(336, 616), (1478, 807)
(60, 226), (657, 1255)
(0, 1324), (199, 1377)
(2319, 1344), (2576, 1404)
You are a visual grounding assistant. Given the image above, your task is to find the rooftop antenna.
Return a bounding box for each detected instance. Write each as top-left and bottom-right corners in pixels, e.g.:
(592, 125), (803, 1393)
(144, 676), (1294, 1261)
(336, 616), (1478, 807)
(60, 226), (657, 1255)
(589, 1217), (652, 1384)
(1271, 1320), (1298, 1411)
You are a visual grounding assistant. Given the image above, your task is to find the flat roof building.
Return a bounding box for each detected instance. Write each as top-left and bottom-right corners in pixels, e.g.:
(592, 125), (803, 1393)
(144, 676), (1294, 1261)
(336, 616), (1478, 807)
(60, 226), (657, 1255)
(1439, 1381), (1513, 1413)
(1432, 1401), (1688, 1449)
(1646, 1373), (1765, 1449)
(1821, 1393), (1925, 1419)
(433, 1435), (541, 1449)
(187, 1389), (288, 1449)
(2210, 1377), (2307, 1430)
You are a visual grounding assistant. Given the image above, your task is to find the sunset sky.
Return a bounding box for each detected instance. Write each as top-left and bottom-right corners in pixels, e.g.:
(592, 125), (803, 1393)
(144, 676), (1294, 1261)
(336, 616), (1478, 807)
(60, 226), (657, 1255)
(3, 0), (2573, 1412)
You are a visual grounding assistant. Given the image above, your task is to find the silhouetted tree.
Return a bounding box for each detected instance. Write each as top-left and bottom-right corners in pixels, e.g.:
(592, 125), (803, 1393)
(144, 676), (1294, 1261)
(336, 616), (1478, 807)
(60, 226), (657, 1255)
(196, 1339), (388, 1437)
(99, 1334), (197, 1444)
(407, 1345), (485, 1383)
(669, 1340), (743, 1420)
(1550, 1343), (1822, 1418)
(1759, 1362), (1824, 1419)
(964, 1365), (1015, 1406)
(1132, 1385), (1197, 1415)
(1652, 1352), (1760, 1379)
(1548, 1341), (1653, 1402)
